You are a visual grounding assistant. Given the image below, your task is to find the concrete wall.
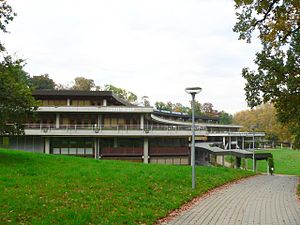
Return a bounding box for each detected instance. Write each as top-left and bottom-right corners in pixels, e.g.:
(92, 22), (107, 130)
(0, 136), (44, 153)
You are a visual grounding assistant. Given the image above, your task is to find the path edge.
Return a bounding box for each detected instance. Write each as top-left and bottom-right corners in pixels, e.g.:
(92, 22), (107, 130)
(155, 174), (258, 225)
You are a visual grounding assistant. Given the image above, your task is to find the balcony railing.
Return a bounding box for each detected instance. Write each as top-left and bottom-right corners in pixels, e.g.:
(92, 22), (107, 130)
(20, 124), (263, 136)
(22, 123), (205, 132)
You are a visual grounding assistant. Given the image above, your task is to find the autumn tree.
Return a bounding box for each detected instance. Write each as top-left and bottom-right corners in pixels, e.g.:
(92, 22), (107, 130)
(71, 77), (95, 91)
(30, 74), (56, 90)
(233, 104), (293, 144)
(104, 84), (137, 104)
(234, 0), (300, 148)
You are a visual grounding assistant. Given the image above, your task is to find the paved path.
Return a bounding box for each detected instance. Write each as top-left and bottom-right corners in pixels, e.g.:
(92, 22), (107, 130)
(167, 175), (300, 225)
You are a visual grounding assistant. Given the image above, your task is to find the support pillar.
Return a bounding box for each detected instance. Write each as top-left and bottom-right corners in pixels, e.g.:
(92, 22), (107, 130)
(113, 138), (117, 148)
(228, 136), (232, 150)
(67, 98), (70, 106)
(103, 99), (107, 106)
(45, 137), (50, 154)
(245, 158), (248, 170)
(222, 136), (226, 149)
(236, 157), (241, 168)
(140, 115), (144, 130)
(143, 138), (149, 164)
(55, 113), (60, 129)
(94, 138), (99, 159)
(222, 155), (225, 166)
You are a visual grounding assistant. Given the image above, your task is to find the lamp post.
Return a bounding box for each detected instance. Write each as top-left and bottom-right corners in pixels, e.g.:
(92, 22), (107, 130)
(252, 133), (255, 172)
(185, 87), (202, 189)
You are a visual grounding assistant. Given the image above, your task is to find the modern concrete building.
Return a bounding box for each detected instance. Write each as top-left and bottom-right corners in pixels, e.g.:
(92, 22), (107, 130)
(0, 90), (266, 165)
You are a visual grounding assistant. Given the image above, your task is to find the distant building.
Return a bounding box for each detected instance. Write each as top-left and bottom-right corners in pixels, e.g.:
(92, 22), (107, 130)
(0, 90), (265, 165)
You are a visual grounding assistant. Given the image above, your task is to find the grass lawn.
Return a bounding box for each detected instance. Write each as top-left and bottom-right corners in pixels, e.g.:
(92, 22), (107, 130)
(226, 148), (300, 176)
(0, 149), (254, 225)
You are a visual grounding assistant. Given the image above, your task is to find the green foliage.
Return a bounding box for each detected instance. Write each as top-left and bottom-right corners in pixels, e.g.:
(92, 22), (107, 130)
(234, 0), (300, 148)
(267, 157), (274, 174)
(104, 84), (137, 103)
(241, 33), (300, 147)
(246, 149), (300, 175)
(29, 74), (56, 90)
(219, 111), (233, 124)
(0, 57), (38, 135)
(0, 149), (253, 224)
(154, 101), (189, 113)
(0, 1), (16, 51)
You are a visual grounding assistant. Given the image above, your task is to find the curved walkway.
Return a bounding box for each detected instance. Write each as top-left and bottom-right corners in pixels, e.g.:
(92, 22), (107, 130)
(167, 175), (300, 225)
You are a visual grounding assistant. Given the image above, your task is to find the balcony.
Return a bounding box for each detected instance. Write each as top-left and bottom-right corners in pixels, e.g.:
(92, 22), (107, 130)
(23, 123), (208, 137)
(21, 124), (264, 137)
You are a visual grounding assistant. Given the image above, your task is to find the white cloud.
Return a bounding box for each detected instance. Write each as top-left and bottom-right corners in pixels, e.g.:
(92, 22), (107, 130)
(3, 0), (262, 114)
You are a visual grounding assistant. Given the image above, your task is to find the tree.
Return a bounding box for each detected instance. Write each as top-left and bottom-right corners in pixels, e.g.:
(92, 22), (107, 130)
(71, 77), (95, 91)
(0, 1), (16, 51)
(104, 84), (137, 104)
(0, 57), (38, 135)
(30, 74), (56, 90)
(233, 0), (300, 46)
(141, 96), (150, 107)
(202, 102), (214, 115)
(0, 1), (38, 135)
(219, 111), (233, 125)
(234, 0), (300, 148)
(155, 101), (169, 111)
(233, 104), (293, 144)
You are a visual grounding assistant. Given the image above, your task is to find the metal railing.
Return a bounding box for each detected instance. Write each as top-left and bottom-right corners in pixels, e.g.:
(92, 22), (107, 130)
(22, 123), (204, 132)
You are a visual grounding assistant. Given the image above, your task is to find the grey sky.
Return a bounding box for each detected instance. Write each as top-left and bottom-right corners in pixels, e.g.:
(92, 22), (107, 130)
(3, 0), (261, 113)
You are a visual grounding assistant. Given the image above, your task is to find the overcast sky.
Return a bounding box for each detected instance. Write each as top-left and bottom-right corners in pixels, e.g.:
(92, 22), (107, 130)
(2, 0), (261, 114)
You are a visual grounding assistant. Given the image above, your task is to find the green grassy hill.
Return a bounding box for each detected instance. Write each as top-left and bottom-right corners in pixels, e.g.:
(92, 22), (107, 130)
(247, 149), (300, 175)
(0, 149), (253, 225)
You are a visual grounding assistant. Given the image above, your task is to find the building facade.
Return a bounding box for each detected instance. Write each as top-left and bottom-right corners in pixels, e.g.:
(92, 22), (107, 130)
(0, 90), (265, 165)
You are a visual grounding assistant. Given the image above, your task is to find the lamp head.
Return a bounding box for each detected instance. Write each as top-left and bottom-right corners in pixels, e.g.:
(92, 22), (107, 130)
(185, 87), (202, 95)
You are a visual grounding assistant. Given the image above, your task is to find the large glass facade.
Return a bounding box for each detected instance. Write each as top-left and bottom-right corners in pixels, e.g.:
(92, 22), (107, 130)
(50, 137), (94, 156)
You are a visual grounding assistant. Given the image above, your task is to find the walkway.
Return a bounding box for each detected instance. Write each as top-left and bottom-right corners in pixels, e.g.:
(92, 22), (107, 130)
(167, 175), (300, 225)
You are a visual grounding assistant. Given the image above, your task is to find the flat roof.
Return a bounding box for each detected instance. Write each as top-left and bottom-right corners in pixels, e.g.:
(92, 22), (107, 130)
(32, 90), (133, 106)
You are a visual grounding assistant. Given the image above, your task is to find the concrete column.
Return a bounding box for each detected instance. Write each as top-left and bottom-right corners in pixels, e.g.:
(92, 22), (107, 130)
(242, 136), (245, 150)
(143, 138), (149, 164)
(228, 136), (232, 150)
(45, 137), (50, 154)
(245, 158), (248, 170)
(222, 155), (225, 166)
(140, 115), (144, 130)
(103, 99), (107, 106)
(94, 138), (99, 159)
(55, 113), (60, 129)
(222, 136), (226, 149)
(113, 138), (117, 148)
(67, 98), (70, 106)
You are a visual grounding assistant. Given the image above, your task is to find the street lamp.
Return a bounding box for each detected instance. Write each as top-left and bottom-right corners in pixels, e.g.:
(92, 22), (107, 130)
(185, 87), (202, 189)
